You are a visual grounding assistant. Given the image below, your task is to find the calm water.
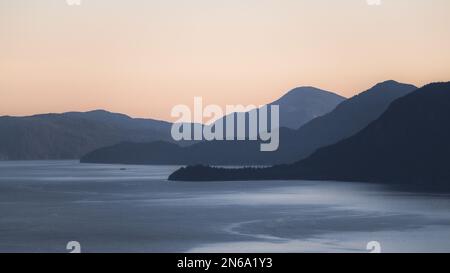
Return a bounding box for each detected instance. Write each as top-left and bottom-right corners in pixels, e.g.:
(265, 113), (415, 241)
(0, 160), (450, 253)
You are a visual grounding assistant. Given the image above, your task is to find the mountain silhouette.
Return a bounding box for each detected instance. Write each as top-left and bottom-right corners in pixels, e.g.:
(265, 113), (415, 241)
(280, 80), (418, 162)
(201, 86), (344, 133)
(81, 87), (345, 164)
(269, 86), (345, 129)
(0, 110), (172, 160)
(169, 82), (450, 189)
(2, 86), (343, 161)
(81, 81), (415, 165)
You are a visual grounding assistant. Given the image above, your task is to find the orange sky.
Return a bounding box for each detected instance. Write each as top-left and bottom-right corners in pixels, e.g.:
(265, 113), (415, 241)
(1, 0), (450, 122)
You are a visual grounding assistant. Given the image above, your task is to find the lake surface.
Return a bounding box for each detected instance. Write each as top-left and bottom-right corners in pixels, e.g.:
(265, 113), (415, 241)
(0, 160), (449, 253)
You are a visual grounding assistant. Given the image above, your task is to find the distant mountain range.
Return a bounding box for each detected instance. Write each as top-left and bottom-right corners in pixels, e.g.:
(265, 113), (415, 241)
(268, 86), (345, 129)
(81, 80), (416, 165)
(0, 86), (344, 161)
(207, 86), (344, 132)
(169, 82), (450, 188)
(283, 80), (417, 162)
(0, 110), (172, 160)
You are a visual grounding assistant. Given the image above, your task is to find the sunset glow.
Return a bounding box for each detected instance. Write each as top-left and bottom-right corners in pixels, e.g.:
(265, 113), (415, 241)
(1, 0), (450, 121)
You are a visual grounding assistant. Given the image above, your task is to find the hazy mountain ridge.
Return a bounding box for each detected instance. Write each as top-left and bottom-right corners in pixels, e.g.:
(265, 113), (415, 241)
(202, 86), (345, 132)
(81, 81), (416, 165)
(1, 86), (344, 161)
(283, 80), (418, 161)
(0, 110), (172, 160)
(169, 82), (450, 189)
(269, 86), (345, 129)
(80, 86), (347, 164)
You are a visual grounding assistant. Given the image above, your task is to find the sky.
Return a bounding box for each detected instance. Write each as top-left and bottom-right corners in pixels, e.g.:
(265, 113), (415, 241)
(1, 0), (450, 122)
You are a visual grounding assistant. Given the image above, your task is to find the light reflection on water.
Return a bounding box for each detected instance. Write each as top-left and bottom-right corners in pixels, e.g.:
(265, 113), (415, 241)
(0, 160), (450, 253)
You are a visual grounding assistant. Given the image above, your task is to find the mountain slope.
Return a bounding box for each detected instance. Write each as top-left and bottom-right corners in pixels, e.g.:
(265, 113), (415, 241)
(280, 80), (418, 162)
(270, 86), (345, 129)
(169, 82), (450, 188)
(2, 86), (344, 161)
(81, 87), (345, 164)
(0, 110), (172, 160)
(82, 81), (415, 165)
(203, 86), (344, 132)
